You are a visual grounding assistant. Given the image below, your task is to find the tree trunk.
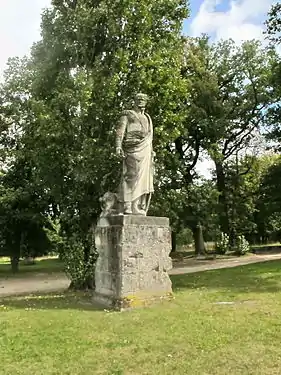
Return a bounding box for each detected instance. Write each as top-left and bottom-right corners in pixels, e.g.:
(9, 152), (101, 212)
(9, 231), (21, 273)
(215, 160), (230, 235)
(171, 231), (177, 253)
(10, 255), (20, 273)
(68, 277), (95, 291)
(193, 222), (206, 257)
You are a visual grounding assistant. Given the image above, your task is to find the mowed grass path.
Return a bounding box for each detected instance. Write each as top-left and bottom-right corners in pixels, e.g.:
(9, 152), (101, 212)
(2, 261), (281, 375)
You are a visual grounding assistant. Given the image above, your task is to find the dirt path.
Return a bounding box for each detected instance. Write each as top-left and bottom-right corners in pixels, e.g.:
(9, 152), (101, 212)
(1, 253), (281, 297)
(0, 273), (70, 297)
(169, 253), (281, 275)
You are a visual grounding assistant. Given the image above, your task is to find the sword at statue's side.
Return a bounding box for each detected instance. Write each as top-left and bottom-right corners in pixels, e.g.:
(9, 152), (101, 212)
(145, 193), (152, 215)
(145, 150), (155, 215)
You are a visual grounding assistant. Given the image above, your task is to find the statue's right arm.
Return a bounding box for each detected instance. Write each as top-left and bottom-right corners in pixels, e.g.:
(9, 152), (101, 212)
(116, 114), (127, 156)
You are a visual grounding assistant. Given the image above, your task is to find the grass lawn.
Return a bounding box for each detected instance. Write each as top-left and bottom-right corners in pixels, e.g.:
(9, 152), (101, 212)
(1, 260), (281, 375)
(0, 257), (64, 278)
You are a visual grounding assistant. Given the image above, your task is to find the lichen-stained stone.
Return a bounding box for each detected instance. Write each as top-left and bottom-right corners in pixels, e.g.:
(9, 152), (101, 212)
(93, 215), (173, 310)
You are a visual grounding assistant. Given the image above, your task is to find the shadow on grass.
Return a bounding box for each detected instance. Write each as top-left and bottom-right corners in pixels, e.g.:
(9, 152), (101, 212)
(0, 291), (104, 312)
(171, 260), (281, 294)
(2, 260), (281, 312)
(0, 258), (64, 278)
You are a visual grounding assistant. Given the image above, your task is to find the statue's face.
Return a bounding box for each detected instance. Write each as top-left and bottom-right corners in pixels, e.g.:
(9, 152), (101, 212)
(135, 97), (147, 109)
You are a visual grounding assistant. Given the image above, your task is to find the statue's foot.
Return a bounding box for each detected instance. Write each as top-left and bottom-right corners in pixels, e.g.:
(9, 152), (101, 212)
(132, 207), (146, 216)
(124, 202), (132, 215)
(124, 210), (132, 215)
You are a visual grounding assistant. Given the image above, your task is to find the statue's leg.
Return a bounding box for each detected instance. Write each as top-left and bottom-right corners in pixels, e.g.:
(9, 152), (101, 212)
(140, 194), (152, 213)
(140, 194), (147, 211)
(132, 198), (146, 216)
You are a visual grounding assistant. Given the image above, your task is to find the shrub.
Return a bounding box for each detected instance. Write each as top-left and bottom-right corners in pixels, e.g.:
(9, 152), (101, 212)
(236, 235), (250, 256)
(215, 232), (230, 255)
(62, 235), (98, 290)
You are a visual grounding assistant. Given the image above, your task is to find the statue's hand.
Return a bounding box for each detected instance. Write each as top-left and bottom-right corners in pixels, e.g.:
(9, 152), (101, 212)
(116, 146), (124, 158)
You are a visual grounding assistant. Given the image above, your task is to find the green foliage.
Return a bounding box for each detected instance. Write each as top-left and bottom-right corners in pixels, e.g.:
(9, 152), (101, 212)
(183, 36), (278, 235)
(43, 217), (65, 256)
(1, 0), (279, 280)
(215, 154), (281, 244)
(215, 232), (230, 255)
(266, 2), (281, 44)
(152, 179), (219, 231)
(264, 4), (281, 147)
(183, 37), (276, 155)
(62, 235), (98, 290)
(266, 213), (281, 242)
(176, 227), (193, 247)
(255, 156), (281, 242)
(0, 0), (190, 282)
(0, 160), (51, 270)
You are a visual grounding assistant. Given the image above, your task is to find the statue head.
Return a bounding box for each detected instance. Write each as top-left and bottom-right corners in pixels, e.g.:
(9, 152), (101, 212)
(134, 93), (148, 110)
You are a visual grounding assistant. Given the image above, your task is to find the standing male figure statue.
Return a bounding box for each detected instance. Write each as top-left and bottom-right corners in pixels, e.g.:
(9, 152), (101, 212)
(115, 93), (154, 216)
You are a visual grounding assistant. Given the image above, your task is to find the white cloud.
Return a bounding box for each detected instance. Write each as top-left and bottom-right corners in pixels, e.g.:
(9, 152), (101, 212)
(191, 0), (275, 43)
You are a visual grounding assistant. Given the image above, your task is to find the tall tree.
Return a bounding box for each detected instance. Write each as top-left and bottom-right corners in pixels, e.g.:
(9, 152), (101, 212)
(266, 2), (281, 44)
(151, 179), (219, 253)
(1, 0), (190, 285)
(0, 160), (51, 272)
(255, 155), (281, 243)
(265, 3), (281, 148)
(183, 36), (278, 237)
(220, 153), (279, 244)
(0, 57), (52, 272)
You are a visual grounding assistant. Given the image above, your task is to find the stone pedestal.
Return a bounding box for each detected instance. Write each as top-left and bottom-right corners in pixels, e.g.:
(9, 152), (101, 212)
(94, 215), (173, 310)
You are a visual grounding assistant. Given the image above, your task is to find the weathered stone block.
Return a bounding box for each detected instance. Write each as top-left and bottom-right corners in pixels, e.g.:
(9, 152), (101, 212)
(93, 215), (173, 310)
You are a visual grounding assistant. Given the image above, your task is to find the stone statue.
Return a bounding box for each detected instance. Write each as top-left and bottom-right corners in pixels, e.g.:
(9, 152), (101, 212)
(95, 94), (173, 311)
(100, 93), (154, 217)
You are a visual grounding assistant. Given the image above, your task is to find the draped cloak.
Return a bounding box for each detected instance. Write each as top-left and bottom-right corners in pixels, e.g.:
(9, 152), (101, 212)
(117, 109), (154, 203)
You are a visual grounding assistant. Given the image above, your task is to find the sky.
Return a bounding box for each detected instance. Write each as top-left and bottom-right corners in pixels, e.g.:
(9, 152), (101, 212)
(0, 0), (277, 177)
(186, 0), (275, 42)
(0, 0), (276, 77)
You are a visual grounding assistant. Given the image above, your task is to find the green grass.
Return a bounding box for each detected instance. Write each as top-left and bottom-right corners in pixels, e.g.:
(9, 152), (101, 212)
(251, 242), (281, 247)
(1, 261), (281, 374)
(0, 257), (64, 278)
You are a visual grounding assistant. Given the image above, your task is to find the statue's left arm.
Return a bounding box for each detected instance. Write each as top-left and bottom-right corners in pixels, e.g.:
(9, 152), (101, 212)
(146, 113), (155, 158)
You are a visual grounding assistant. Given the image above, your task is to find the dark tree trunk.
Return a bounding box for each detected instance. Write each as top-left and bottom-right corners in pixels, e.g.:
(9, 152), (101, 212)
(68, 277), (95, 291)
(171, 231), (177, 253)
(215, 160), (230, 235)
(9, 230), (21, 273)
(10, 255), (20, 273)
(193, 222), (206, 256)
